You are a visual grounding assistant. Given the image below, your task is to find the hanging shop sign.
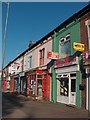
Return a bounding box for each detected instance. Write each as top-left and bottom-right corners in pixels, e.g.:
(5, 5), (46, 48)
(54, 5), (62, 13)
(14, 62), (21, 66)
(73, 42), (85, 52)
(54, 56), (78, 68)
(83, 51), (90, 65)
(47, 52), (58, 59)
(19, 72), (25, 77)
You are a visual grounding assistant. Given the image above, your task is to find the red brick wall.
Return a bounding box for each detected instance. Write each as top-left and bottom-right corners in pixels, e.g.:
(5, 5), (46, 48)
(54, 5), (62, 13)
(80, 12), (90, 108)
(80, 12), (90, 51)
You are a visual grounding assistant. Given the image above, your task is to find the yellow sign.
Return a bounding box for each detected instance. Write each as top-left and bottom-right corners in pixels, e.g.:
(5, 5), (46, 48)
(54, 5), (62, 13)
(73, 42), (85, 52)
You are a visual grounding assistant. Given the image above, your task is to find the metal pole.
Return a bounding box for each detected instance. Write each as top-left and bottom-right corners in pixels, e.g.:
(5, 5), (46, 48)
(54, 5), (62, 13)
(2, 2), (10, 88)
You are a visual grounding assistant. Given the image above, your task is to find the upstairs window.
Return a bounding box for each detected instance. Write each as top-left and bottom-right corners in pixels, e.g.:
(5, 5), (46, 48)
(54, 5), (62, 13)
(21, 59), (24, 71)
(85, 20), (90, 50)
(29, 56), (32, 68)
(60, 33), (71, 58)
(39, 48), (45, 66)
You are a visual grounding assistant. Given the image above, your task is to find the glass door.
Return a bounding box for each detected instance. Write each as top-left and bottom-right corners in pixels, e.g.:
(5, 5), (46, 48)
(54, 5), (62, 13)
(57, 73), (76, 105)
(37, 80), (42, 96)
(69, 73), (76, 105)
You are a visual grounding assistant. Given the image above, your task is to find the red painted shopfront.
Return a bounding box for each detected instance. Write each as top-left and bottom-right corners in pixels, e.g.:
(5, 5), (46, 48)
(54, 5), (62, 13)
(26, 69), (50, 100)
(10, 76), (14, 92)
(2, 79), (7, 91)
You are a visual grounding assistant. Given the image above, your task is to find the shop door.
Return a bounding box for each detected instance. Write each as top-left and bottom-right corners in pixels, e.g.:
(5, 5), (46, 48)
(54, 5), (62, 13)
(14, 78), (18, 92)
(37, 80), (42, 96)
(42, 74), (47, 99)
(57, 73), (76, 105)
(20, 79), (26, 95)
(69, 73), (76, 105)
(70, 78), (76, 105)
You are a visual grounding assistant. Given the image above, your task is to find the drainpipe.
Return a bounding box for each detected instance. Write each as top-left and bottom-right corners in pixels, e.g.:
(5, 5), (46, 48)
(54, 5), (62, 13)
(18, 74), (20, 94)
(52, 31), (57, 103)
(86, 68), (88, 110)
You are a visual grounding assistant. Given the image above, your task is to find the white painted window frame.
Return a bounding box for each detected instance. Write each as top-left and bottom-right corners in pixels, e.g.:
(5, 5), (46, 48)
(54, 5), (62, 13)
(85, 19), (90, 50)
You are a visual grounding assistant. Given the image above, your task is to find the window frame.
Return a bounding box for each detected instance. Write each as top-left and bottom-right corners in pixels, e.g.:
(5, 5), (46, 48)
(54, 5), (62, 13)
(29, 56), (32, 68)
(59, 33), (71, 58)
(39, 48), (45, 66)
(85, 19), (90, 50)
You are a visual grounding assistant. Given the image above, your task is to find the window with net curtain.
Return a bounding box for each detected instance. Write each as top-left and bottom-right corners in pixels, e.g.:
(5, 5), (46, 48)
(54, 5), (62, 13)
(59, 33), (71, 58)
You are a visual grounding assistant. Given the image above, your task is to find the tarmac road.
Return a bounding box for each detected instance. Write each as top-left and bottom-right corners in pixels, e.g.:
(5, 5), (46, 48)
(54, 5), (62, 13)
(2, 92), (89, 119)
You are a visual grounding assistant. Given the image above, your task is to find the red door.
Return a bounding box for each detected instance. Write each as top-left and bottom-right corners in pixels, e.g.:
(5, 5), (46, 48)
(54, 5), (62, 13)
(42, 72), (50, 100)
(42, 75), (47, 99)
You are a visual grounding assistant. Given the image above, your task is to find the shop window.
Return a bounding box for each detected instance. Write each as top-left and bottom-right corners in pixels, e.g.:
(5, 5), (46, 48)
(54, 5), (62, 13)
(39, 48), (45, 65)
(37, 74), (42, 79)
(60, 34), (71, 58)
(70, 73), (76, 77)
(59, 78), (69, 96)
(21, 59), (24, 71)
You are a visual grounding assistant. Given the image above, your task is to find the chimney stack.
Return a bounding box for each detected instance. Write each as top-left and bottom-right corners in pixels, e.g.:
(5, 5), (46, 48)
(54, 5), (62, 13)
(28, 40), (34, 48)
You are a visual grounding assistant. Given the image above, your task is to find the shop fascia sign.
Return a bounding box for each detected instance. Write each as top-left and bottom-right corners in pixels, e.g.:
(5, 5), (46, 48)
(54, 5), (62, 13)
(14, 74), (19, 78)
(36, 70), (43, 74)
(47, 51), (58, 59)
(73, 42), (85, 52)
(54, 56), (78, 68)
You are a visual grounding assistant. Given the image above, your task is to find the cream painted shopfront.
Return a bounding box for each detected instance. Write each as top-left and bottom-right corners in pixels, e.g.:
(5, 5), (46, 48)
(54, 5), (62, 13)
(53, 56), (82, 107)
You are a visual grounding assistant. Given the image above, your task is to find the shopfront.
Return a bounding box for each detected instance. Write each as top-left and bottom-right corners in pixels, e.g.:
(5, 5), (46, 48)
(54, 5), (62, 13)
(6, 76), (10, 90)
(20, 72), (26, 95)
(83, 51), (90, 110)
(14, 74), (19, 92)
(85, 67), (90, 110)
(10, 76), (14, 92)
(26, 70), (36, 96)
(56, 72), (76, 105)
(54, 56), (81, 107)
(2, 79), (7, 91)
(26, 69), (50, 100)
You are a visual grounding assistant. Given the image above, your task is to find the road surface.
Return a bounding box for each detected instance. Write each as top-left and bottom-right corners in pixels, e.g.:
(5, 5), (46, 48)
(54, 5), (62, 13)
(2, 92), (89, 119)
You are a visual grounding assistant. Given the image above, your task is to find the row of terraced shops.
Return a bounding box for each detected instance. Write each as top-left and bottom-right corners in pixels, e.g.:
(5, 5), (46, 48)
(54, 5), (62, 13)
(2, 4), (90, 110)
(10, 69), (50, 100)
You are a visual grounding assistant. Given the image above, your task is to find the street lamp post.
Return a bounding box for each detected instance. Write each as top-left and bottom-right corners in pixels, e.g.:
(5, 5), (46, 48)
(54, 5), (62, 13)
(2, 2), (10, 89)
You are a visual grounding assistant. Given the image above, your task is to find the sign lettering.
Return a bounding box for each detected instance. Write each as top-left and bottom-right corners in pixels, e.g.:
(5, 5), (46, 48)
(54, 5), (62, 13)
(47, 52), (58, 59)
(54, 56), (78, 68)
(73, 42), (85, 52)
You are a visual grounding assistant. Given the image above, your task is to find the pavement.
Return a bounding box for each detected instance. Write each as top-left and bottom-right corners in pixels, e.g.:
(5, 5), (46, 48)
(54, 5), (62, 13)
(2, 91), (90, 119)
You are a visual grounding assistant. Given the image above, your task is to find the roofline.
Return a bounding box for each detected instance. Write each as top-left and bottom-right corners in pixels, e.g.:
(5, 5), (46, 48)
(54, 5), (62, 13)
(3, 3), (90, 69)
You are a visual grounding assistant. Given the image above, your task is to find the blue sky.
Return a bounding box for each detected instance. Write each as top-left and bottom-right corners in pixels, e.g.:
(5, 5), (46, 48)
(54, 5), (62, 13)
(2, 2), (88, 68)
(0, 2), (2, 70)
